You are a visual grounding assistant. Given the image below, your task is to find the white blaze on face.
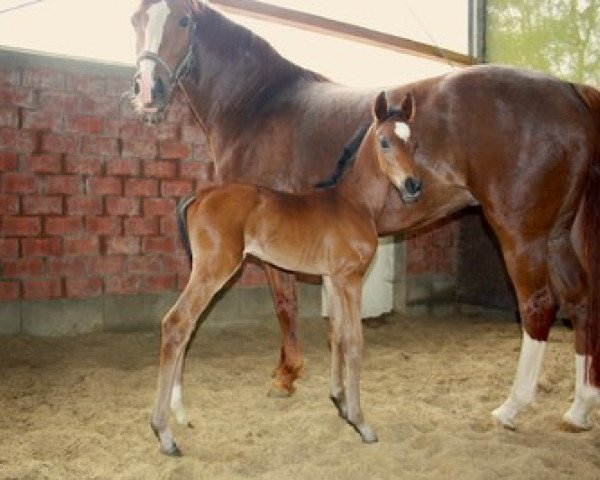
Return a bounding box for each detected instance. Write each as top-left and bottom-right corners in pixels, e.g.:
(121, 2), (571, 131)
(394, 121), (411, 142)
(138, 1), (171, 106)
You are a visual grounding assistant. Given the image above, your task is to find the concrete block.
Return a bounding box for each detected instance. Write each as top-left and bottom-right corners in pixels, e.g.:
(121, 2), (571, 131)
(406, 304), (430, 317)
(298, 283), (322, 317)
(103, 292), (178, 332)
(406, 276), (432, 304)
(432, 303), (458, 317)
(23, 298), (103, 337)
(0, 302), (21, 335)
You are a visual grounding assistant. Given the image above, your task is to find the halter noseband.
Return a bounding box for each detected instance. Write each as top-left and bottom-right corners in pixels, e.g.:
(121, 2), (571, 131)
(135, 13), (197, 91)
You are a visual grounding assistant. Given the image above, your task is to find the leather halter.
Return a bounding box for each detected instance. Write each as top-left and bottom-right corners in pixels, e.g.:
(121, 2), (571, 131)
(135, 13), (197, 92)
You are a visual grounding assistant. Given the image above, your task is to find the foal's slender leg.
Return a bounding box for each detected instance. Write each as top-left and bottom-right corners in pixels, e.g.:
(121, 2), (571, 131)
(152, 258), (241, 455)
(170, 353), (191, 427)
(264, 265), (303, 396)
(333, 275), (378, 443)
(324, 276), (346, 418)
(492, 239), (559, 429)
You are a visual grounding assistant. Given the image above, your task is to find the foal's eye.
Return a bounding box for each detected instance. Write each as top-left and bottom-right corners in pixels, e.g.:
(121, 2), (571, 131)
(379, 138), (390, 149)
(179, 16), (189, 27)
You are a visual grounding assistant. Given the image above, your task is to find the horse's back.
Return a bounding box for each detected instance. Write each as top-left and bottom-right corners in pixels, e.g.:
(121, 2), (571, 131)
(423, 65), (595, 211)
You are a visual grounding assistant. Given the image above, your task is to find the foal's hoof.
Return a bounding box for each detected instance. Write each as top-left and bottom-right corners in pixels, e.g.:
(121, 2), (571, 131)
(349, 421), (378, 444)
(358, 426), (379, 444)
(162, 442), (183, 457)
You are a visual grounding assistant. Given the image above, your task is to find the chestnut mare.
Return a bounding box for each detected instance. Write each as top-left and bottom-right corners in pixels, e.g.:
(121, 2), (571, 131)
(151, 92), (421, 454)
(130, 0), (600, 438)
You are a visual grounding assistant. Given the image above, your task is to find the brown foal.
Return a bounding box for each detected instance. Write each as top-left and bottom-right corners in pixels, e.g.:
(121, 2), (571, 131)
(151, 92), (421, 455)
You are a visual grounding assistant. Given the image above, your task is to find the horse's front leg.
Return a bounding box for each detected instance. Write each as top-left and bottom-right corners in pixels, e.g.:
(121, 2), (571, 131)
(324, 276), (346, 418)
(335, 275), (378, 443)
(264, 265), (303, 396)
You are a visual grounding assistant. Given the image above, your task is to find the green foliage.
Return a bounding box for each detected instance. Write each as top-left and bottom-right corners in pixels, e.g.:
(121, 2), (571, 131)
(486, 0), (599, 85)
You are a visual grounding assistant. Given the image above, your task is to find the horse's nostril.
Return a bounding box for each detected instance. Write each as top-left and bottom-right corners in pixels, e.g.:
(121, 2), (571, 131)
(404, 177), (422, 196)
(133, 80), (140, 95)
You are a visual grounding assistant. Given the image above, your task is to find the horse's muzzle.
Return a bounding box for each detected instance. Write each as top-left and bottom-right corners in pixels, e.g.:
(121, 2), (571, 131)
(398, 176), (422, 203)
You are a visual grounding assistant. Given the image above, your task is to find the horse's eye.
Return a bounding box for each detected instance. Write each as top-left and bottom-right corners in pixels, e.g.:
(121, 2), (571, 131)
(179, 16), (189, 28)
(379, 138), (390, 149)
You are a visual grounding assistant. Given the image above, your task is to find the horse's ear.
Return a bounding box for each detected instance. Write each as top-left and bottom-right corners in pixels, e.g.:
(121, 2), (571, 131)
(190, 0), (206, 16)
(374, 91), (388, 122)
(399, 92), (415, 122)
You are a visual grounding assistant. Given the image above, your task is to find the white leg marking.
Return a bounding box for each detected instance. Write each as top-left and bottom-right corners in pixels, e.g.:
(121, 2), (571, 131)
(170, 383), (190, 426)
(563, 354), (600, 430)
(492, 332), (546, 429)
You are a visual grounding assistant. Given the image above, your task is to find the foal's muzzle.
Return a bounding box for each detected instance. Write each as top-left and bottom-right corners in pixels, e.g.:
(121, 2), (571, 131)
(398, 176), (422, 203)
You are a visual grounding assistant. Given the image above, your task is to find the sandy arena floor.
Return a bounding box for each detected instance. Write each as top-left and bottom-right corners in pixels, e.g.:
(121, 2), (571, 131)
(1, 312), (599, 479)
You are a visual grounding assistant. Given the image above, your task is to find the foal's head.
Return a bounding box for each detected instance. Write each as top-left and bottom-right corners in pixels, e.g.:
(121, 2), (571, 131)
(130, 0), (201, 123)
(372, 91), (422, 203)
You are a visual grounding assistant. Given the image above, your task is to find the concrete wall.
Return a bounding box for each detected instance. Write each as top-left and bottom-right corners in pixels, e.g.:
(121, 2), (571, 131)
(0, 47), (459, 335)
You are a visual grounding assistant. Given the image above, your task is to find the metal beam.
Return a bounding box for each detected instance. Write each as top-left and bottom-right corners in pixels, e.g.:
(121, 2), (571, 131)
(211, 0), (478, 67)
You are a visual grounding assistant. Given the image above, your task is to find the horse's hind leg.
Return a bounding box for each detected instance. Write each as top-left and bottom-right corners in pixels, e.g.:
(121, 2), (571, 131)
(264, 265), (303, 397)
(550, 226), (600, 430)
(151, 257), (241, 455)
(492, 237), (559, 429)
(170, 353), (191, 427)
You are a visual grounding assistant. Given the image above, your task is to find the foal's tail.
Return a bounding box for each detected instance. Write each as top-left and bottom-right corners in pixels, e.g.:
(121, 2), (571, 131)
(577, 84), (600, 386)
(177, 193), (196, 266)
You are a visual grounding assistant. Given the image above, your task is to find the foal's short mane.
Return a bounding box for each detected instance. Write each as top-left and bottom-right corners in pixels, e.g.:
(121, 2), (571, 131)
(314, 124), (370, 189)
(313, 104), (412, 189)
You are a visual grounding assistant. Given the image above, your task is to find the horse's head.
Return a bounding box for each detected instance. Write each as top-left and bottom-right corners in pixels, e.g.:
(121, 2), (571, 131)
(372, 91), (422, 204)
(129, 0), (201, 123)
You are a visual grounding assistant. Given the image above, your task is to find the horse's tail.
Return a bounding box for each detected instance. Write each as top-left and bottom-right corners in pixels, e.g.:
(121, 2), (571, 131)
(576, 83), (600, 385)
(176, 193), (196, 266)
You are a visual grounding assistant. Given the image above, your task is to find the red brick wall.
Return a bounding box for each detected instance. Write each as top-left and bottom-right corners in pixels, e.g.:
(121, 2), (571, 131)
(0, 49), (456, 304)
(406, 218), (459, 276)
(0, 52), (231, 302)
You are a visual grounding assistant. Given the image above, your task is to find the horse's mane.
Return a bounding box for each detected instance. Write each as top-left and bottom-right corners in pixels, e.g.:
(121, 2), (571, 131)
(197, 5), (328, 116)
(314, 124), (370, 189)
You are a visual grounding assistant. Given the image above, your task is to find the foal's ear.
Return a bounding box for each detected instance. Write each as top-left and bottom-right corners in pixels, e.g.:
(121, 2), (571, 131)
(399, 92), (416, 122)
(374, 91), (388, 122)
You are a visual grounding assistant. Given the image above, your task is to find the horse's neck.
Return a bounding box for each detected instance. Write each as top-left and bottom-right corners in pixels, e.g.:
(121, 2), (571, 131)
(335, 136), (391, 219)
(188, 7), (324, 131)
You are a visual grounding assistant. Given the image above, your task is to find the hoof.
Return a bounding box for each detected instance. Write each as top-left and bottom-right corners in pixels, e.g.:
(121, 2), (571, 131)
(267, 381), (294, 398)
(348, 420), (378, 443)
(359, 427), (379, 444)
(559, 418), (592, 433)
(162, 442), (183, 457)
(492, 406), (517, 431)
